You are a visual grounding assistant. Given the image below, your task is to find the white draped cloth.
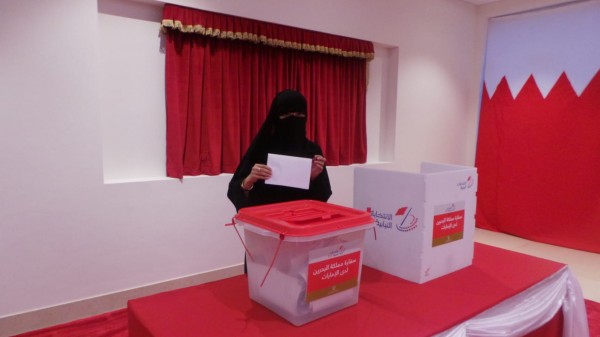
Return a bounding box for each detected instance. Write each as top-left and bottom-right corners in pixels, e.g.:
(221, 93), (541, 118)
(435, 266), (589, 337)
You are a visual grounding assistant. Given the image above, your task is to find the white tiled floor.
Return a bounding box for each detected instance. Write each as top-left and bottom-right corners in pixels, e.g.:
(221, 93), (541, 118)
(475, 228), (600, 303)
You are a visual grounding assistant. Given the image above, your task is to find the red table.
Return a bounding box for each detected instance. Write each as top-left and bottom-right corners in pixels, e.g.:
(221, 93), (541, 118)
(128, 243), (567, 337)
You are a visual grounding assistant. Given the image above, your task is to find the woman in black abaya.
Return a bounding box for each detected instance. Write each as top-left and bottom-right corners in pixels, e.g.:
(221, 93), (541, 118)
(227, 89), (332, 212)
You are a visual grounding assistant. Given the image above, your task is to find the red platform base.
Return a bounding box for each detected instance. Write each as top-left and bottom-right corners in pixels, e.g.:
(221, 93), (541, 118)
(128, 244), (565, 337)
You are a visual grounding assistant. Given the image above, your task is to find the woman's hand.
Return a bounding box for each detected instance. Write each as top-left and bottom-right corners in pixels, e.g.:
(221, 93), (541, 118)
(245, 164), (272, 186)
(310, 155), (326, 180)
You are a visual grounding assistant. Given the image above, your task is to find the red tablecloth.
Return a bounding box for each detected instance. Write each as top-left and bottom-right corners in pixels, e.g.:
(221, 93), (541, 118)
(128, 243), (565, 337)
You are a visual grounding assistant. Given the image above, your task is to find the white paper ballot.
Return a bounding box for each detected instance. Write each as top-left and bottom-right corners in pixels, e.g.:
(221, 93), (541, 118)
(266, 153), (311, 190)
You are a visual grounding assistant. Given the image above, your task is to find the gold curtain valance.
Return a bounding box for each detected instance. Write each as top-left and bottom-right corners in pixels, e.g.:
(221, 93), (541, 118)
(161, 4), (374, 60)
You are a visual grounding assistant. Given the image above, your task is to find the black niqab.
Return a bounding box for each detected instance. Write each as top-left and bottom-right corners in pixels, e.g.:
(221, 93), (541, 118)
(227, 89), (332, 211)
(247, 89), (308, 159)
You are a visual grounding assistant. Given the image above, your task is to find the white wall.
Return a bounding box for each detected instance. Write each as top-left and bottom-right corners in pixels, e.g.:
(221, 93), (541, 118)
(0, 0), (495, 321)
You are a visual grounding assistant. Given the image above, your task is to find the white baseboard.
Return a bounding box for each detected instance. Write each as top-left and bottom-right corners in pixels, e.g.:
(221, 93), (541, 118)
(0, 264), (244, 337)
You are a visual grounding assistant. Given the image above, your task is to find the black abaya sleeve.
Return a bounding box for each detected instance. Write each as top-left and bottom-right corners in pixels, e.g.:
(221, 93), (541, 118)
(308, 165), (332, 202)
(227, 156), (255, 212)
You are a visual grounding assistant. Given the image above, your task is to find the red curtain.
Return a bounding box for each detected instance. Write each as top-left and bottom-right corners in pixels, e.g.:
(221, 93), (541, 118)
(475, 71), (600, 253)
(162, 4), (373, 178)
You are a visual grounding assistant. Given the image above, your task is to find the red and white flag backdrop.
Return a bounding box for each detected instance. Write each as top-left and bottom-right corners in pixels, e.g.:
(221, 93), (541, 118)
(475, 1), (600, 253)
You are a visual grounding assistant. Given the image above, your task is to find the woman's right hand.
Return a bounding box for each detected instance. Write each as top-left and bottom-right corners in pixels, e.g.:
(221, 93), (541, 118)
(246, 164), (272, 185)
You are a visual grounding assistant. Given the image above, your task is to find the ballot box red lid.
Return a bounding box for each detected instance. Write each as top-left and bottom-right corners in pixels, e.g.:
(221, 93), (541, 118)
(234, 200), (374, 237)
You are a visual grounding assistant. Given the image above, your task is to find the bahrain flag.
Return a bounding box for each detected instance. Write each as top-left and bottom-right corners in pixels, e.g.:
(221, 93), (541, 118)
(476, 1), (600, 253)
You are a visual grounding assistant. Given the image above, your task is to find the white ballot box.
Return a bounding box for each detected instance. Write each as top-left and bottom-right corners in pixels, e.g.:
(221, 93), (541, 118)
(353, 162), (477, 284)
(234, 200), (374, 326)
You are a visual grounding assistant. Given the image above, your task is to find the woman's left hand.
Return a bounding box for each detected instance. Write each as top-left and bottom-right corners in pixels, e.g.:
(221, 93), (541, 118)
(310, 155), (326, 180)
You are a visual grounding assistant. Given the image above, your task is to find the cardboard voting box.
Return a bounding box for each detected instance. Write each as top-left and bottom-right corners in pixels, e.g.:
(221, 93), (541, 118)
(353, 162), (477, 284)
(234, 200), (374, 326)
